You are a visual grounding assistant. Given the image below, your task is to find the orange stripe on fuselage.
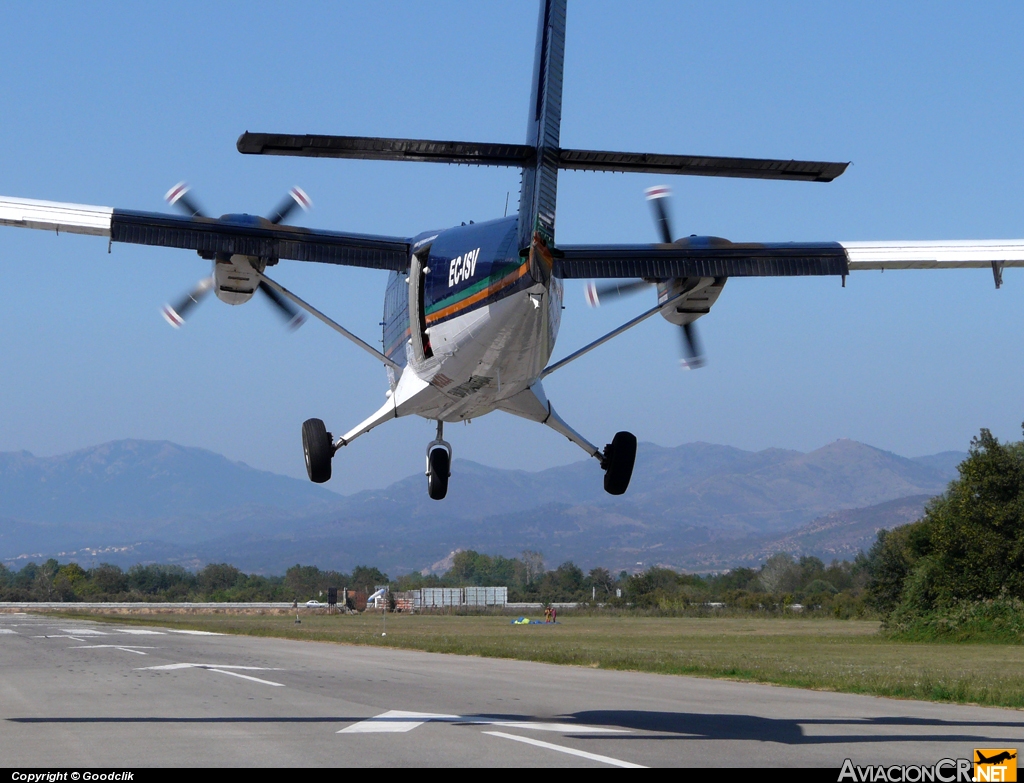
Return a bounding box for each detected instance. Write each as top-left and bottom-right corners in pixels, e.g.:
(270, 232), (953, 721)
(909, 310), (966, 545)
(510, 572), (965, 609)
(425, 259), (530, 325)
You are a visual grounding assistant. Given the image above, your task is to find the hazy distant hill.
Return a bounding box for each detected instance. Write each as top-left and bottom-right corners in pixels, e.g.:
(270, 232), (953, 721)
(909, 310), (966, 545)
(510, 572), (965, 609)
(0, 438), (964, 575)
(910, 451), (968, 477)
(0, 440), (343, 552)
(680, 494), (935, 571)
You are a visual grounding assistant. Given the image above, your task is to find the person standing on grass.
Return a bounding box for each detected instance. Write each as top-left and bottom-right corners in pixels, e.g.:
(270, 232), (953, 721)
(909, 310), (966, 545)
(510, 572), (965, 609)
(544, 606), (551, 623)
(551, 606), (557, 624)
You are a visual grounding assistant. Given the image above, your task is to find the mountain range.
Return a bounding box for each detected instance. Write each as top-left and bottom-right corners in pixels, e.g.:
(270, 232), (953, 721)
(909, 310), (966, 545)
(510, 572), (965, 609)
(0, 438), (965, 575)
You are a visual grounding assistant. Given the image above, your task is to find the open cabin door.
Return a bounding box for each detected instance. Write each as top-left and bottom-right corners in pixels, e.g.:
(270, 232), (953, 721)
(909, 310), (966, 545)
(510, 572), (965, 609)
(408, 244), (433, 361)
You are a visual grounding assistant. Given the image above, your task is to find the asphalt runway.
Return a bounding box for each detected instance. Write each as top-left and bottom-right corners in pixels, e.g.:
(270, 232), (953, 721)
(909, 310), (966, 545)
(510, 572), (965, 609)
(1, 613), (1022, 768)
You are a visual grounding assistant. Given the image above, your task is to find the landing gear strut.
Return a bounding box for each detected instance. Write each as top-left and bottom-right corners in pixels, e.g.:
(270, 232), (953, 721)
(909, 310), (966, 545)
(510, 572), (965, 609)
(302, 418), (334, 484)
(601, 431), (637, 495)
(426, 420), (452, 500)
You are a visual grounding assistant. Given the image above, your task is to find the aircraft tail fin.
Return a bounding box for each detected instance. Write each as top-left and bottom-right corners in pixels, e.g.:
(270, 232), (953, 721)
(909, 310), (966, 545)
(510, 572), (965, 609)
(517, 0), (567, 254)
(238, 0), (847, 243)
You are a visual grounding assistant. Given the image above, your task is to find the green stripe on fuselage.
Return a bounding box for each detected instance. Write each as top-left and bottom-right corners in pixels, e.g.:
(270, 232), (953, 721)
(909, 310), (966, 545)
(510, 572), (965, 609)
(425, 260), (524, 316)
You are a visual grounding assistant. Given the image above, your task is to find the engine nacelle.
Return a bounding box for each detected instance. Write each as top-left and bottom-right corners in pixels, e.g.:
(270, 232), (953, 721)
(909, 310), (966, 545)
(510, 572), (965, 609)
(657, 277), (723, 326)
(214, 254), (263, 305)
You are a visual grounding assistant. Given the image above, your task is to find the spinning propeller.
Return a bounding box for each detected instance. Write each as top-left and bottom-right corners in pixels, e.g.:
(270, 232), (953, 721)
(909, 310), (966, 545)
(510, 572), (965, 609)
(584, 186), (707, 369)
(161, 183), (311, 329)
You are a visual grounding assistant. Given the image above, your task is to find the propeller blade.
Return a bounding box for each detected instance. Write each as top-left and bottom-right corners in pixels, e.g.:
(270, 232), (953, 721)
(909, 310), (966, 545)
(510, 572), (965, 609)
(266, 186), (312, 225)
(680, 322), (706, 370)
(584, 279), (651, 307)
(645, 185), (674, 244)
(258, 280), (306, 329)
(162, 277), (214, 328)
(164, 182), (206, 218)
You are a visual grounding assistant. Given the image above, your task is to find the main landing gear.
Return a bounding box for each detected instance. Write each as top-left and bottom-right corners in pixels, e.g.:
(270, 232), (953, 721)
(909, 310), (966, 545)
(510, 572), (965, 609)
(301, 407), (634, 499)
(425, 420), (452, 500)
(302, 418), (334, 484)
(601, 431), (637, 495)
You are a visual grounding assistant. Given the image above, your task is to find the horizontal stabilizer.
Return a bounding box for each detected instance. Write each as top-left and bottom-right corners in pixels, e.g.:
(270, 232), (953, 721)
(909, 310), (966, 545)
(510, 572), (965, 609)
(558, 150), (848, 182)
(238, 133), (535, 167)
(238, 133), (848, 182)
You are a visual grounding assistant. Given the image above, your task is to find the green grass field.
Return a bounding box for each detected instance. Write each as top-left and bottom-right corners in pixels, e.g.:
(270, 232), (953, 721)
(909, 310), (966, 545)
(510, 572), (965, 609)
(60, 611), (1024, 708)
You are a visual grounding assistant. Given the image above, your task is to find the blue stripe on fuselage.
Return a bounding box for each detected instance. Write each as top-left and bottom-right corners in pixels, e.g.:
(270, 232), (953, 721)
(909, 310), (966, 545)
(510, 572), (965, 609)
(423, 217), (528, 325)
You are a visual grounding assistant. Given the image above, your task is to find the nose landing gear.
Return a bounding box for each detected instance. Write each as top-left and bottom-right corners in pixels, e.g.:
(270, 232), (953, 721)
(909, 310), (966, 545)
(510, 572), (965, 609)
(426, 420), (452, 500)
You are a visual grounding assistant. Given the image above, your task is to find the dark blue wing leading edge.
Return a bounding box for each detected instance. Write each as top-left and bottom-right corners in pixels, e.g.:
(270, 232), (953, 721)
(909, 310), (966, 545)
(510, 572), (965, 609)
(111, 209), (410, 270)
(554, 241), (850, 279)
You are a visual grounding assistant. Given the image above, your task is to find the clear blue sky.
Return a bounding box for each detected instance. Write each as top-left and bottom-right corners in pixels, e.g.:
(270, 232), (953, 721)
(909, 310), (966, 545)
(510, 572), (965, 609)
(2, 1), (1023, 494)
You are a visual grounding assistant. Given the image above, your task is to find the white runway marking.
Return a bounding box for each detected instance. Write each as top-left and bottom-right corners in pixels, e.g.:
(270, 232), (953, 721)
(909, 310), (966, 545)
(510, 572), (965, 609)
(475, 721), (626, 734)
(139, 663), (281, 671)
(0, 629), (17, 634)
(137, 663), (285, 686)
(36, 635), (87, 641)
(339, 710), (461, 733)
(206, 669), (285, 687)
(60, 628), (107, 635)
(114, 628), (165, 635)
(165, 629), (222, 636)
(483, 731), (646, 768)
(71, 645), (154, 655)
(338, 710), (630, 735)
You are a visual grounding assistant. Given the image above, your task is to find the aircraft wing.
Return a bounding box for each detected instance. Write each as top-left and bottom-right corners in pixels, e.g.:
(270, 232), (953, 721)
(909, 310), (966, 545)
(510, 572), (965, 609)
(842, 240), (1024, 270)
(555, 240), (850, 279)
(0, 196), (410, 271)
(556, 239), (1024, 279)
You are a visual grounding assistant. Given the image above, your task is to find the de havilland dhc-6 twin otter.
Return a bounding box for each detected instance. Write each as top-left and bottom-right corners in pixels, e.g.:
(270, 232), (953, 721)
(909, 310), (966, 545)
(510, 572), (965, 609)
(2, 0), (1024, 500)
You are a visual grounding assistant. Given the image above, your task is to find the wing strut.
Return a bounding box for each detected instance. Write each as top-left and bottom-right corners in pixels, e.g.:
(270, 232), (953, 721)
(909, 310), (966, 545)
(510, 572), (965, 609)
(540, 290), (688, 379)
(256, 272), (401, 370)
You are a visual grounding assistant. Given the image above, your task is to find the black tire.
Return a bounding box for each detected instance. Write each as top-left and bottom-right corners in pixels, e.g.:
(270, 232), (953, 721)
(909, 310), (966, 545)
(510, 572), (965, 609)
(603, 431), (637, 496)
(302, 418), (333, 484)
(427, 448), (450, 500)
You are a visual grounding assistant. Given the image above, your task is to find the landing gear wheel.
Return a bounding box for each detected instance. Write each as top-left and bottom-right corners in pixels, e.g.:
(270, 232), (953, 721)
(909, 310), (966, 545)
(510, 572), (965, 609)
(602, 431), (637, 496)
(302, 418), (333, 484)
(427, 448), (450, 500)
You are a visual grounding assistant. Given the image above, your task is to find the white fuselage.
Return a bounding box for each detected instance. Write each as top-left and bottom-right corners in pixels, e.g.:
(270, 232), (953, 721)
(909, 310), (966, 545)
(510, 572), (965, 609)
(396, 276), (563, 422)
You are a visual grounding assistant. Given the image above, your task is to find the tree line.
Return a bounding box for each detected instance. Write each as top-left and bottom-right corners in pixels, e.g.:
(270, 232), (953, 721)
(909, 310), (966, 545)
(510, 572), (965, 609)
(389, 548), (872, 613)
(0, 561), (387, 604)
(0, 547), (872, 613)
